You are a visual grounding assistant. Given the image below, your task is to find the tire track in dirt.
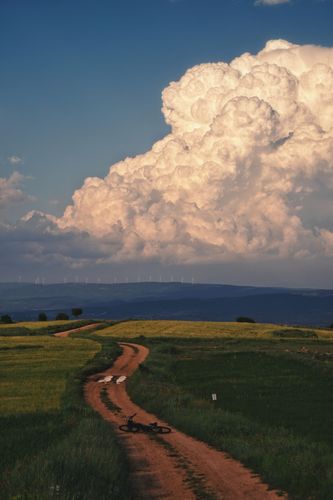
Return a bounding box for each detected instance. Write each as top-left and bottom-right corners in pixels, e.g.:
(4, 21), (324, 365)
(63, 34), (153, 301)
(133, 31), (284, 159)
(85, 342), (285, 500)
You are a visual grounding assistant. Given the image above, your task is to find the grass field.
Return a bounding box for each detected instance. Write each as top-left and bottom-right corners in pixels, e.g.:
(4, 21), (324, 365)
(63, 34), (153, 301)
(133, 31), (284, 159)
(0, 319), (97, 337)
(0, 328), (134, 499)
(97, 320), (333, 499)
(0, 335), (99, 414)
(98, 319), (333, 340)
(3, 319), (333, 499)
(0, 320), (80, 329)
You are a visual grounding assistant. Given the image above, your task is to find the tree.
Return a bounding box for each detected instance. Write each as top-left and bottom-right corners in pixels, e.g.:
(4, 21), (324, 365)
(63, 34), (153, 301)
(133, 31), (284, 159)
(236, 316), (256, 323)
(72, 308), (83, 319)
(56, 312), (69, 320)
(0, 314), (13, 324)
(38, 312), (48, 321)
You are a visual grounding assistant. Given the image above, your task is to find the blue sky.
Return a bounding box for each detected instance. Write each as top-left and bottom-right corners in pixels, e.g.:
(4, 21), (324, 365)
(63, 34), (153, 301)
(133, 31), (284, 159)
(1, 0), (333, 285)
(2, 0), (333, 217)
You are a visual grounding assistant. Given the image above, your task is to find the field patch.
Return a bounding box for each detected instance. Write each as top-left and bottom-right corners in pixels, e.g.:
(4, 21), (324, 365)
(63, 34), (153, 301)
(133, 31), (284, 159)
(0, 336), (99, 414)
(0, 319), (98, 337)
(120, 326), (333, 499)
(171, 348), (333, 445)
(0, 329), (133, 499)
(97, 319), (333, 340)
(0, 320), (78, 329)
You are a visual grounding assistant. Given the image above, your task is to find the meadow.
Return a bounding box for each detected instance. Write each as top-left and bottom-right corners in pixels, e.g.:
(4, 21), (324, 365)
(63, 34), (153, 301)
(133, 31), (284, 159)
(0, 335), (98, 414)
(0, 328), (133, 499)
(0, 320), (81, 329)
(98, 319), (333, 340)
(2, 318), (333, 499)
(0, 319), (95, 337)
(99, 320), (333, 499)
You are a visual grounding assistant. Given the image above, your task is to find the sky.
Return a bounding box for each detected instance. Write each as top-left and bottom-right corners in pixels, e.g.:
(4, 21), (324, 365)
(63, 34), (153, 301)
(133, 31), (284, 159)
(1, 0), (333, 287)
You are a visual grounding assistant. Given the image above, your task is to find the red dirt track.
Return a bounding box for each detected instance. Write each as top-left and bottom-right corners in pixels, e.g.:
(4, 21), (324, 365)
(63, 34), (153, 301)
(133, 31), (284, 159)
(54, 323), (98, 338)
(85, 342), (284, 500)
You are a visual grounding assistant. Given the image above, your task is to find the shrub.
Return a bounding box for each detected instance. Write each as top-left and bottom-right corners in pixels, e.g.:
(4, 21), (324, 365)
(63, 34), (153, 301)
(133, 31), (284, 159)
(236, 316), (256, 323)
(1, 314), (13, 324)
(38, 312), (48, 322)
(56, 313), (69, 321)
(71, 308), (83, 318)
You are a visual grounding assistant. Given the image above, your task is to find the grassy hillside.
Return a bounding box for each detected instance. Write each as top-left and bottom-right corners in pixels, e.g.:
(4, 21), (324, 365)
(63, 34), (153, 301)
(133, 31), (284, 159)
(0, 335), (99, 414)
(0, 320), (79, 329)
(98, 319), (333, 340)
(97, 320), (333, 499)
(0, 319), (96, 337)
(0, 328), (133, 499)
(3, 319), (333, 498)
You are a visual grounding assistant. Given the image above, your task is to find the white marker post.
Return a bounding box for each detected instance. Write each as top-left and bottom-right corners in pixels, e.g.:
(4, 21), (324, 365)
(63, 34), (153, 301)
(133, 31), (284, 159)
(212, 393), (217, 401)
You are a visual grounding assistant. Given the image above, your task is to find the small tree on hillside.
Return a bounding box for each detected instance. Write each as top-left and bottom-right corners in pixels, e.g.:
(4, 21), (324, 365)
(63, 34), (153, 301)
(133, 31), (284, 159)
(72, 308), (83, 319)
(56, 312), (69, 321)
(1, 314), (13, 324)
(38, 312), (48, 321)
(236, 316), (256, 323)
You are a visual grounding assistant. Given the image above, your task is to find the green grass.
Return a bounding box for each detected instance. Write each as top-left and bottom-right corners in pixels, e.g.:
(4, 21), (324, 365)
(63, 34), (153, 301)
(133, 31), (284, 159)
(0, 320), (81, 329)
(3, 318), (333, 499)
(96, 320), (333, 499)
(171, 348), (333, 446)
(0, 335), (99, 414)
(0, 319), (98, 337)
(97, 319), (333, 340)
(0, 327), (134, 499)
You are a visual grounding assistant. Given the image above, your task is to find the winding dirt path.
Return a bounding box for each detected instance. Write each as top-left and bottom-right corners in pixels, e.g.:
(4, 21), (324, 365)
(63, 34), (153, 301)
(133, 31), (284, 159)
(85, 342), (285, 500)
(53, 323), (98, 338)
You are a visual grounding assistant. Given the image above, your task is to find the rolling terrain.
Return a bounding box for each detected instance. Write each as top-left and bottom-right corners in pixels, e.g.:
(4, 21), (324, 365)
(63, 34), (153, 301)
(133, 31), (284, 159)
(1, 281), (333, 325)
(1, 319), (333, 498)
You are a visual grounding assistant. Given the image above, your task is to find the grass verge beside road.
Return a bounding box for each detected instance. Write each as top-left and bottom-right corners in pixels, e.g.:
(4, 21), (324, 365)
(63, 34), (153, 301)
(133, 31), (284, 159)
(0, 328), (133, 500)
(99, 321), (333, 499)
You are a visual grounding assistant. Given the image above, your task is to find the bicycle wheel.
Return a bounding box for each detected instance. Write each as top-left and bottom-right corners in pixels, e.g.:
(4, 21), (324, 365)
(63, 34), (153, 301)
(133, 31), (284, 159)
(157, 426), (171, 434)
(119, 425), (140, 432)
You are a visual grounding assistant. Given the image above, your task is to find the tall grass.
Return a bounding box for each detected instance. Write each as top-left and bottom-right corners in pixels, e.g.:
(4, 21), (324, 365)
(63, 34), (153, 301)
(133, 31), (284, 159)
(127, 338), (333, 500)
(0, 335), (99, 414)
(0, 331), (134, 499)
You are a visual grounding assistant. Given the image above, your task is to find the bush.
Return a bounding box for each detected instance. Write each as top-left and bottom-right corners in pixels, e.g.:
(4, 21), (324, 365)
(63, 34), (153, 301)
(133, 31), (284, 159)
(236, 316), (256, 323)
(71, 308), (83, 318)
(56, 313), (69, 321)
(38, 312), (48, 322)
(1, 314), (13, 324)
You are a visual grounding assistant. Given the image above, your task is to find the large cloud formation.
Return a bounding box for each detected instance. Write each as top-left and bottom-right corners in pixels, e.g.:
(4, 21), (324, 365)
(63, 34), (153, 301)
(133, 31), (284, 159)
(57, 40), (333, 264)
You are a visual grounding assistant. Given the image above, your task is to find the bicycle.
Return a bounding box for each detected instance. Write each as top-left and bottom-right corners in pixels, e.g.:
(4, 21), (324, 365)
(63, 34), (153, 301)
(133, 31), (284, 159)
(119, 413), (171, 434)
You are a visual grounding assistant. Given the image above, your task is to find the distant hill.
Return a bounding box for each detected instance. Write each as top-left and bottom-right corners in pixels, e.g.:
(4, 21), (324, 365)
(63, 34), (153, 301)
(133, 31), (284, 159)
(1, 282), (333, 326)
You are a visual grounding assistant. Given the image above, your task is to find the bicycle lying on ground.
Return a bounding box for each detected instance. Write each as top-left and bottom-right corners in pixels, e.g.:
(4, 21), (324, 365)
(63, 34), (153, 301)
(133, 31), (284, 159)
(119, 413), (171, 434)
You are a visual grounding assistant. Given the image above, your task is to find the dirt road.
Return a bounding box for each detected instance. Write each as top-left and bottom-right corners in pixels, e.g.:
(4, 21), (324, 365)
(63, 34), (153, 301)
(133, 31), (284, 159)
(85, 342), (284, 499)
(54, 323), (98, 337)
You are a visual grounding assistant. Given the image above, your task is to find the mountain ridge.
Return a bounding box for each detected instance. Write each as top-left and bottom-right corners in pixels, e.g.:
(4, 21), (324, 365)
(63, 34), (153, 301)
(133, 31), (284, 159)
(1, 282), (333, 326)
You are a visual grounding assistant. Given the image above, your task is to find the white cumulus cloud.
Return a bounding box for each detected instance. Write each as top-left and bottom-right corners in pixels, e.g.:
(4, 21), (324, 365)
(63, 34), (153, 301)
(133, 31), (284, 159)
(0, 172), (34, 208)
(255, 0), (290, 5)
(57, 39), (333, 264)
(7, 155), (23, 165)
